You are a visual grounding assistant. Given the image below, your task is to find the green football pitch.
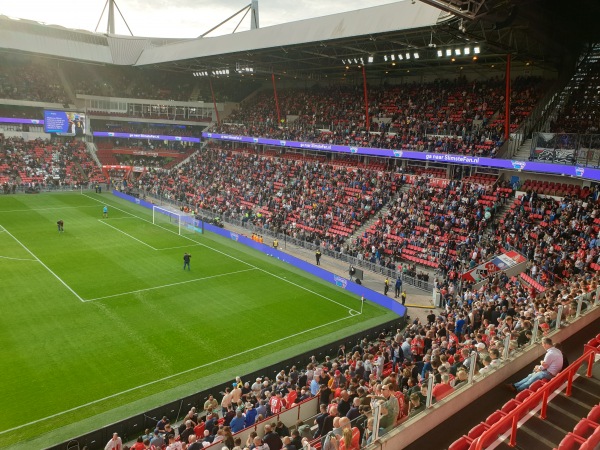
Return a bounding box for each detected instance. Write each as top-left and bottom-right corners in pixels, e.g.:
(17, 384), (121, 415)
(0, 192), (396, 448)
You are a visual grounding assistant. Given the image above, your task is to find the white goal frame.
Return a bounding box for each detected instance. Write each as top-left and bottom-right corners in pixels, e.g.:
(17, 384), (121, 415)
(152, 205), (203, 235)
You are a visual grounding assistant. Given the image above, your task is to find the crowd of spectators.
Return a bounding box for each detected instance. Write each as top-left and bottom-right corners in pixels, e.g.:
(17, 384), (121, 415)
(494, 190), (600, 284)
(63, 62), (194, 101)
(211, 76), (547, 157)
(550, 58), (600, 134)
(0, 134), (103, 190)
(0, 56), (68, 104)
(2, 132), (598, 449)
(116, 251), (597, 450)
(137, 146), (397, 248)
(61, 61), (259, 103)
(342, 176), (508, 273)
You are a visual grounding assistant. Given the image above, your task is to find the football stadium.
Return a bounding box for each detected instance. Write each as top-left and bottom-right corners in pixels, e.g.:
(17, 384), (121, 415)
(1, 0), (600, 449)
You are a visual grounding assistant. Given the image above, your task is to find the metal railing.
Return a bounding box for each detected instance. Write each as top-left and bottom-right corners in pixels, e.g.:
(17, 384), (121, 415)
(530, 132), (600, 167)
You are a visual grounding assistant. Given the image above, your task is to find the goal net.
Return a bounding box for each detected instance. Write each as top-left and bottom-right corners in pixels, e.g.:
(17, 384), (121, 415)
(152, 205), (203, 236)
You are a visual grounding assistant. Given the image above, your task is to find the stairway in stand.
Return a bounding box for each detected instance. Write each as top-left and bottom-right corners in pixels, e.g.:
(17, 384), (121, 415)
(493, 365), (600, 450)
(343, 183), (412, 248)
(513, 138), (533, 161)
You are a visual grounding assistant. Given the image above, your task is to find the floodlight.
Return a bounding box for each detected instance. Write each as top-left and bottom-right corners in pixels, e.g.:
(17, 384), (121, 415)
(446, 49), (452, 56)
(464, 47), (470, 55)
(368, 56), (374, 63)
(414, 52), (419, 59)
(405, 53), (410, 59)
(384, 55), (388, 62)
(455, 49), (461, 55)
(390, 54), (395, 61)
(398, 54), (403, 60)
(474, 46), (480, 54)
(354, 58), (358, 64)
(437, 50), (443, 57)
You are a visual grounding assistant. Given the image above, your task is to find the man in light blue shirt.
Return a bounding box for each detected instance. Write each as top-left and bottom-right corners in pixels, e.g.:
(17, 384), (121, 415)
(507, 337), (563, 392)
(310, 375), (320, 396)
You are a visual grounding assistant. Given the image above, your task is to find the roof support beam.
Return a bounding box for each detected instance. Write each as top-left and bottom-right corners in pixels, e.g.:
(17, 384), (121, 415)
(417, 0), (488, 20)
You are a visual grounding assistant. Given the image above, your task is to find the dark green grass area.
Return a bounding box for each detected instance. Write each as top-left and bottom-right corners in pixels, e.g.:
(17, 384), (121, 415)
(0, 192), (396, 448)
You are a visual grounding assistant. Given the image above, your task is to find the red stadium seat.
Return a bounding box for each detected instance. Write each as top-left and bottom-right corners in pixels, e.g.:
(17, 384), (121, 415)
(580, 426), (600, 450)
(588, 405), (600, 423)
(515, 389), (534, 403)
(448, 435), (471, 450)
(573, 418), (600, 440)
(556, 433), (585, 450)
(529, 379), (548, 392)
(467, 423), (489, 440)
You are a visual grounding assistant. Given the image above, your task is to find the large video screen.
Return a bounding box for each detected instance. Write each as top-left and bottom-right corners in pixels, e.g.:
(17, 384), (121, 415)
(44, 110), (85, 136)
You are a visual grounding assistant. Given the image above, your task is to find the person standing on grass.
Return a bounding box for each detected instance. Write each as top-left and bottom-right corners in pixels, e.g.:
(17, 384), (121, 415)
(57, 219), (64, 233)
(183, 252), (191, 271)
(103, 205), (108, 218)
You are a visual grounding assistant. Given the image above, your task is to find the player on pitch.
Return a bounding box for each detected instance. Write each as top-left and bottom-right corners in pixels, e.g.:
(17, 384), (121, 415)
(183, 252), (191, 271)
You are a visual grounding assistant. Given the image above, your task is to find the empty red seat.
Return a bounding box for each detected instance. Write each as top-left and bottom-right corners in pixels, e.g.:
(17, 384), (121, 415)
(557, 433), (584, 450)
(467, 422), (489, 440)
(580, 426), (600, 450)
(573, 418), (600, 440)
(501, 399), (521, 414)
(448, 435), (471, 450)
(588, 405), (600, 423)
(529, 379), (548, 392)
(515, 389), (534, 403)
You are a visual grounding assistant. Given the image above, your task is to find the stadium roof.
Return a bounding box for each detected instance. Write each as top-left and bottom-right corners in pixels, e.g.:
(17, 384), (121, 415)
(135, 2), (448, 66)
(1, 0), (599, 80)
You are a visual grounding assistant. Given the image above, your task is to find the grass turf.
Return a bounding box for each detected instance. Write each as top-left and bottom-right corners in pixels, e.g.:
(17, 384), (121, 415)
(0, 192), (396, 448)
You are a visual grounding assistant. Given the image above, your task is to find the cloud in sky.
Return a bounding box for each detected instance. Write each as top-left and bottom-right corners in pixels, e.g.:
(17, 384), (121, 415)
(1, 0), (401, 38)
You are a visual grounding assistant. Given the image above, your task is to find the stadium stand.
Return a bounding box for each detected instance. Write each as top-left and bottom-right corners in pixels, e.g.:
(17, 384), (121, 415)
(137, 146), (395, 247)
(211, 76), (547, 156)
(2, 2), (600, 448)
(550, 58), (600, 134)
(0, 55), (68, 104)
(0, 135), (103, 189)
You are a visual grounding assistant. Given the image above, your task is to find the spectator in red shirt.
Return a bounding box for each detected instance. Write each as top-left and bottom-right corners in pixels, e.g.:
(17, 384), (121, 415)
(269, 390), (285, 415)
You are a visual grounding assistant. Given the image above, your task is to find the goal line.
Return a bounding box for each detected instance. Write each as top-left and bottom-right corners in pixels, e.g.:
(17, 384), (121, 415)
(152, 205), (204, 236)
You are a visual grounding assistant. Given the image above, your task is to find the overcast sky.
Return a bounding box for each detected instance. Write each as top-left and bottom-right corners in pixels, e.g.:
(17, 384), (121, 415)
(1, 0), (401, 38)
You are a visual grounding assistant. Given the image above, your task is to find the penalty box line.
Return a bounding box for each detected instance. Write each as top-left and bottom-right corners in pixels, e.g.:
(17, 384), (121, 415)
(82, 194), (355, 314)
(97, 219), (201, 251)
(84, 268), (257, 302)
(0, 255), (37, 262)
(0, 225), (85, 302)
(98, 219), (158, 250)
(0, 312), (356, 437)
